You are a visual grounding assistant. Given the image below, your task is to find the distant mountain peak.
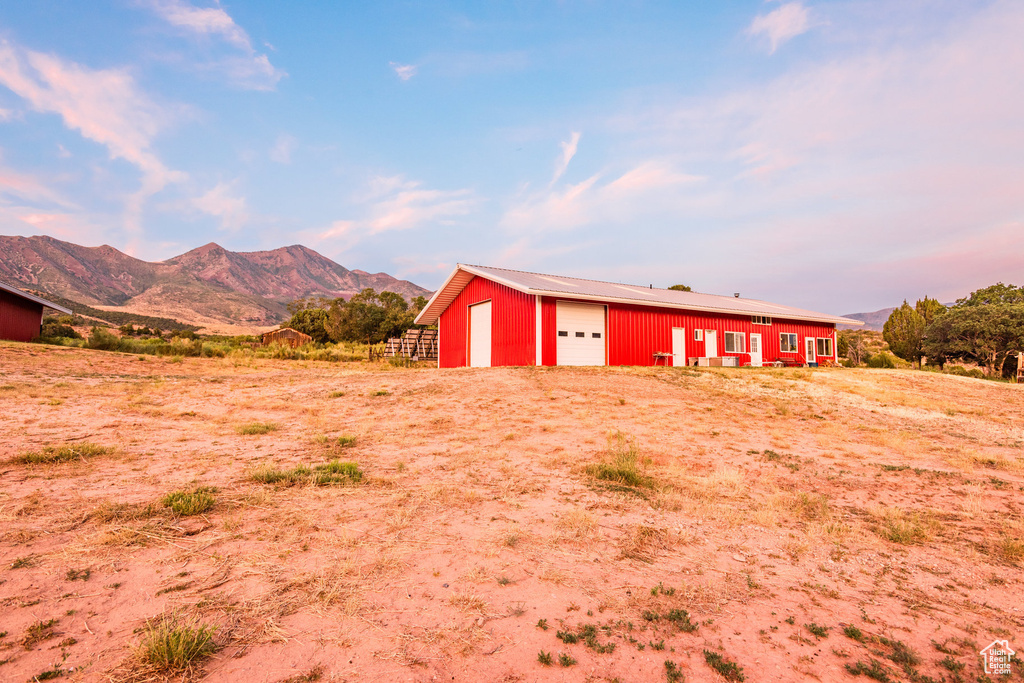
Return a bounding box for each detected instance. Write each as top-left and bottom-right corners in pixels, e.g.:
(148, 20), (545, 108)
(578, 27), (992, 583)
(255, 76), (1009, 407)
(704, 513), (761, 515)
(0, 235), (431, 329)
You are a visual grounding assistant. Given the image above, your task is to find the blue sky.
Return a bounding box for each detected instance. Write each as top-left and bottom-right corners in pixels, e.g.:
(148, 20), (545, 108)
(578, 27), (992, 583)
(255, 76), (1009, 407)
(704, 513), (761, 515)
(1, 1), (1022, 314)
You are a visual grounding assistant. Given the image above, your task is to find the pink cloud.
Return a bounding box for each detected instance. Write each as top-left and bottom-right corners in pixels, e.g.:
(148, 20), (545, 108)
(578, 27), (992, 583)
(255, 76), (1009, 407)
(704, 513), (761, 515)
(308, 176), (477, 254)
(747, 2), (813, 53)
(145, 0), (285, 90)
(0, 40), (186, 234)
(192, 181), (248, 231)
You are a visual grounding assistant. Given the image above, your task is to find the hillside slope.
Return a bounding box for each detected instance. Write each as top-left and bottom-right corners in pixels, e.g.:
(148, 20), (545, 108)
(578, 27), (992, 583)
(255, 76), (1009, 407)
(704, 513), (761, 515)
(0, 235), (430, 327)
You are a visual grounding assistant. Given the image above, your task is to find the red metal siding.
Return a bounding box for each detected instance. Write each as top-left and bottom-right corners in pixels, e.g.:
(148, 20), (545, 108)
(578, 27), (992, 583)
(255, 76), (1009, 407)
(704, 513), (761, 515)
(441, 276), (837, 368)
(605, 302), (835, 366)
(0, 289), (44, 343)
(438, 276), (536, 368)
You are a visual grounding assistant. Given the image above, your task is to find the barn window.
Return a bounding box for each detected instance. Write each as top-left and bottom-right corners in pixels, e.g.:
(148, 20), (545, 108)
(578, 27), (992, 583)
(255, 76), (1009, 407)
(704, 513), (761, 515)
(694, 329), (703, 341)
(724, 332), (745, 354)
(751, 315), (772, 325)
(592, 332), (601, 338)
(558, 331), (568, 337)
(575, 332), (585, 337)
(780, 333), (798, 353)
(816, 338), (833, 356)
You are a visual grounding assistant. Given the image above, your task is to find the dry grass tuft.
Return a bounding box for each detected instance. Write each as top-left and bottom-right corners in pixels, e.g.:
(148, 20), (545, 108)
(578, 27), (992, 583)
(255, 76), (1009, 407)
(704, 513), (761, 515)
(555, 509), (598, 543)
(619, 525), (673, 562)
(448, 590), (488, 614)
(162, 487), (217, 516)
(237, 422), (278, 435)
(134, 616), (217, 675)
(13, 442), (112, 465)
(871, 507), (938, 545)
(584, 431), (654, 488)
(250, 460), (362, 487)
(995, 537), (1024, 564)
(92, 501), (164, 523)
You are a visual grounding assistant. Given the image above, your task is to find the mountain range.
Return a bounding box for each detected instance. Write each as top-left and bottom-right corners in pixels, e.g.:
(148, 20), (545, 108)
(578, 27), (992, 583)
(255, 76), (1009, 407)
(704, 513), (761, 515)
(838, 308), (895, 331)
(0, 235), (430, 330)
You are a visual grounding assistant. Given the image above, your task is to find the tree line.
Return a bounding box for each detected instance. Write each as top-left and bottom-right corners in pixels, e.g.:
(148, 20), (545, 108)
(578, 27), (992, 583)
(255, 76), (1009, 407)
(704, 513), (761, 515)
(282, 289), (429, 345)
(881, 283), (1024, 378)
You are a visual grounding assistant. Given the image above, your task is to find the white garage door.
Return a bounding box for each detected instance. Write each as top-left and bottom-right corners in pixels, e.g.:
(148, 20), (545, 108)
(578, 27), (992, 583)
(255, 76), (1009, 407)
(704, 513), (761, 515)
(469, 301), (491, 367)
(556, 301), (606, 366)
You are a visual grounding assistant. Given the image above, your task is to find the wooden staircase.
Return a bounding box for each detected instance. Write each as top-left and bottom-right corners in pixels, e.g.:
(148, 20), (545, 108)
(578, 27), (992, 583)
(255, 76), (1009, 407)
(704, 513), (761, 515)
(383, 328), (438, 362)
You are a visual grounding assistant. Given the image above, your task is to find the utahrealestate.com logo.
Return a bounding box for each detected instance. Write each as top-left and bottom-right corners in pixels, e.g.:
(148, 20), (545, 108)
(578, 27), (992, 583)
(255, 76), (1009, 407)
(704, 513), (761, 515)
(980, 640), (1015, 675)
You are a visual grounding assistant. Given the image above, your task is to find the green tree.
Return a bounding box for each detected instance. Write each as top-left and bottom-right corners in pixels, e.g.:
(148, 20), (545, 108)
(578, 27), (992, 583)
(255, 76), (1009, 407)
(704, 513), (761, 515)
(327, 289), (426, 344)
(668, 284), (692, 292)
(923, 293), (1024, 376)
(915, 296), (946, 325)
(883, 301), (926, 366)
(283, 297), (333, 344)
(954, 282), (1024, 307)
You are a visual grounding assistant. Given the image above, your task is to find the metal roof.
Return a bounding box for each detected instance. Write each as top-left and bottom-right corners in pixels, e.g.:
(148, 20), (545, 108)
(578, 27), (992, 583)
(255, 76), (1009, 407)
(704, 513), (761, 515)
(0, 280), (72, 315)
(414, 264), (862, 327)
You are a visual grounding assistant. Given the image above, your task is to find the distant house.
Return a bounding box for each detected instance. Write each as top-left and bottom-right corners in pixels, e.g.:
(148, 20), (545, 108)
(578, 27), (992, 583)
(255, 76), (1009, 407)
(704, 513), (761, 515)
(0, 281), (72, 343)
(414, 264), (862, 368)
(262, 327), (312, 348)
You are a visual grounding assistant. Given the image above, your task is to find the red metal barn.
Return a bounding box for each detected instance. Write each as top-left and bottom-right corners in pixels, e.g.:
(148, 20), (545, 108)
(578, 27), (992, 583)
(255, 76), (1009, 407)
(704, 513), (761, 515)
(414, 265), (862, 368)
(0, 281), (73, 343)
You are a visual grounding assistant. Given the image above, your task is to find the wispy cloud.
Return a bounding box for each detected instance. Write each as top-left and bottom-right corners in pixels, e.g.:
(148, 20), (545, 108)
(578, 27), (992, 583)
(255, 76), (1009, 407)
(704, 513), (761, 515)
(145, 0), (285, 90)
(192, 181), (248, 231)
(0, 39), (185, 234)
(269, 133), (296, 164)
(550, 131), (581, 186)
(315, 175), (475, 252)
(389, 62), (417, 81)
(747, 2), (812, 54)
(363, 176), (474, 233)
(504, 160), (702, 234)
(0, 155), (78, 209)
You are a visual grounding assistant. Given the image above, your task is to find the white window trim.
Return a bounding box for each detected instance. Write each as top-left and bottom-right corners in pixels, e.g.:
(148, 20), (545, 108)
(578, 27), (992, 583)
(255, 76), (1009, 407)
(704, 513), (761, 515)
(816, 337), (833, 357)
(724, 331), (745, 354)
(779, 332), (799, 354)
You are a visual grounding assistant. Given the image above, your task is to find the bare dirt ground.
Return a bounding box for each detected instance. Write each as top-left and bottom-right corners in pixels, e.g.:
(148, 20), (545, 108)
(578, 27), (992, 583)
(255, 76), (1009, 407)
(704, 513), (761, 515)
(1, 342), (1022, 682)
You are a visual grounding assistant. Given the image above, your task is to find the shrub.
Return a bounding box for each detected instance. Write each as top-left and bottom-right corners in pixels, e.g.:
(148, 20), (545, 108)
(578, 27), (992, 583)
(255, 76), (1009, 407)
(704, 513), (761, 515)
(39, 316), (81, 340)
(161, 488), (216, 516)
(704, 650), (745, 681)
(805, 623), (829, 639)
(845, 659), (891, 681)
(867, 352), (897, 369)
(537, 650), (553, 666)
(87, 327), (123, 351)
(138, 618), (216, 672)
(843, 624), (865, 642)
(946, 365), (986, 379)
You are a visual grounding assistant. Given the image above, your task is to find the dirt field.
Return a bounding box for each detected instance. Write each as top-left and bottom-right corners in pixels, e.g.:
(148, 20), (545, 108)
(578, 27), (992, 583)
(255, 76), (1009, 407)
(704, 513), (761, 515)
(1, 342), (1022, 682)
